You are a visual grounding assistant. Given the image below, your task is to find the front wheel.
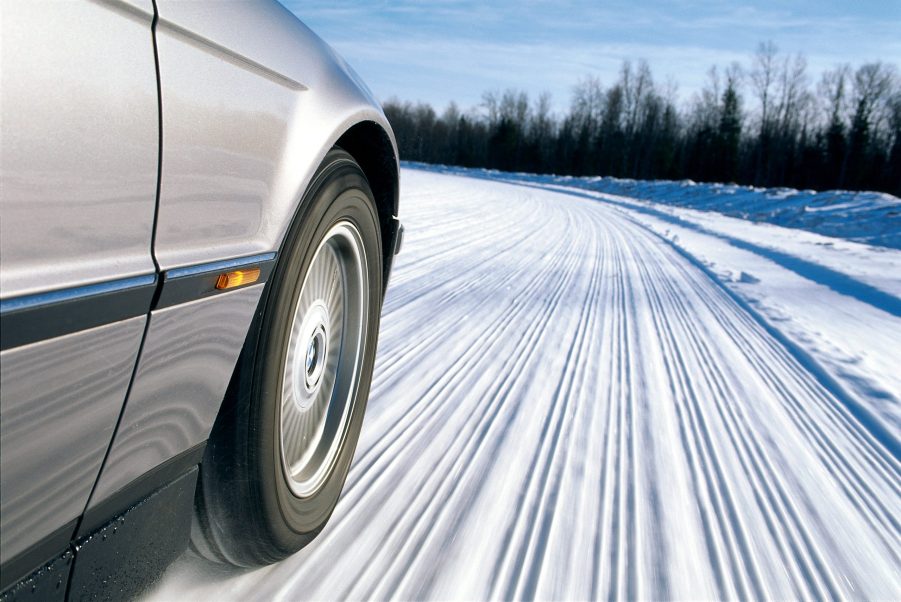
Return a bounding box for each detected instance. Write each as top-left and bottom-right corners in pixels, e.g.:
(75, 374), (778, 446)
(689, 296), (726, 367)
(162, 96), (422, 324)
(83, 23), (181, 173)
(192, 148), (383, 567)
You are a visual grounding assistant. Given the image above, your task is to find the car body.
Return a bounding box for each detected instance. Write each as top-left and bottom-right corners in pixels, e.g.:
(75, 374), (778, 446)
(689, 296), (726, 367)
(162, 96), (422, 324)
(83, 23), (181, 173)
(0, 1), (400, 598)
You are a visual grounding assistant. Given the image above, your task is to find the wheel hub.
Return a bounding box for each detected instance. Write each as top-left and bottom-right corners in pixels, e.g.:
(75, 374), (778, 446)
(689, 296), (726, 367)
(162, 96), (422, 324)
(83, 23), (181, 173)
(305, 326), (327, 389)
(292, 300), (331, 408)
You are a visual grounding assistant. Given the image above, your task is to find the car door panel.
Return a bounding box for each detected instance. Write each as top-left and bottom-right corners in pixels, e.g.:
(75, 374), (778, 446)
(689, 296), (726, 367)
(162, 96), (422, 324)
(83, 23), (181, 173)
(0, 0), (158, 574)
(0, 317), (146, 567)
(0, 0), (159, 298)
(81, 2), (397, 516)
(86, 284), (264, 512)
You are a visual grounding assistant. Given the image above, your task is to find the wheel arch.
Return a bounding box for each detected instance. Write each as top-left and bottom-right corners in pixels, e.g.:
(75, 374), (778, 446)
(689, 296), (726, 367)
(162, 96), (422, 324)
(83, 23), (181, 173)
(197, 124), (400, 490)
(193, 147), (385, 566)
(334, 120), (400, 286)
(211, 124), (399, 423)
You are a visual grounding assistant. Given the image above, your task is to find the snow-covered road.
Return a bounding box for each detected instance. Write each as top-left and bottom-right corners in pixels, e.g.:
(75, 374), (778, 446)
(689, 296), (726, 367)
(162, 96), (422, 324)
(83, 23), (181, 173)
(145, 168), (900, 600)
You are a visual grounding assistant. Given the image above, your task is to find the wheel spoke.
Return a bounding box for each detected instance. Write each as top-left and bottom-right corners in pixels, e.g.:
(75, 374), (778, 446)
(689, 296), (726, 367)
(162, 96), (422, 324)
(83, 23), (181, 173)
(278, 221), (369, 497)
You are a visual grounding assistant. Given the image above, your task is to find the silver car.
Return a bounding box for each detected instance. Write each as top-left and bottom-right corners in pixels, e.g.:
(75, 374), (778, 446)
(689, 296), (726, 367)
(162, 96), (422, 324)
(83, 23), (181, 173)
(0, 1), (401, 598)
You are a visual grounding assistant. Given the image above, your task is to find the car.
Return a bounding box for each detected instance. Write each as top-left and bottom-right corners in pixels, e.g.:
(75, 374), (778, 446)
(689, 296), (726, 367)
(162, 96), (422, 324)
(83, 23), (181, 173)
(0, 1), (401, 599)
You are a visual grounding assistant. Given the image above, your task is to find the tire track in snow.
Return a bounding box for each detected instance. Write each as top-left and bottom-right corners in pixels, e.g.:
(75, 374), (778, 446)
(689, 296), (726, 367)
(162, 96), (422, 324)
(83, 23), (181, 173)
(593, 204), (899, 598)
(145, 169), (901, 602)
(294, 192), (591, 600)
(608, 206), (901, 551)
(355, 210), (589, 600)
(499, 208), (606, 602)
(634, 233), (826, 599)
(612, 213), (896, 597)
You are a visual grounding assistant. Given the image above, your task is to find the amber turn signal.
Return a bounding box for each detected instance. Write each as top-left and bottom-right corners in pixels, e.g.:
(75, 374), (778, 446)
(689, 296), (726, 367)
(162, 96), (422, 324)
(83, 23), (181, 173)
(215, 267), (261, 290)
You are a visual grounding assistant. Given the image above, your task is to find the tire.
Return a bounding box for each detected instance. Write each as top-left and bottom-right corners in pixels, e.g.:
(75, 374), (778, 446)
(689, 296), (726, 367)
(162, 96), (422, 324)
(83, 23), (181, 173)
(191, 148), (383, 567)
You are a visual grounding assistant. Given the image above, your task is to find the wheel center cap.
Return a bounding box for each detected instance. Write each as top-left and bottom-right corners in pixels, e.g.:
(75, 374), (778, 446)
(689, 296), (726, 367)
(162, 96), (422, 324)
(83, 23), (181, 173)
(305, 325), (327, 390)
(305, 339), (317, 374)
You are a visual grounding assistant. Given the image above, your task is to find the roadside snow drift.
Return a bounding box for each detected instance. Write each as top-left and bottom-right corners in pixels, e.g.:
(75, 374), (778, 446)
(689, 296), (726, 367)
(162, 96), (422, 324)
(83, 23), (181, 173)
(144, 167), (901, 601)
(410, 162), (901, 250)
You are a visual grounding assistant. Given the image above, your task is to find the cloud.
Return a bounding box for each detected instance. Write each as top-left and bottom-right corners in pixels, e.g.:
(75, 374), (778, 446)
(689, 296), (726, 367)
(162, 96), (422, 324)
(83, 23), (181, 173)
(326, 35), (749, 111)
(281, 0), (901, 112)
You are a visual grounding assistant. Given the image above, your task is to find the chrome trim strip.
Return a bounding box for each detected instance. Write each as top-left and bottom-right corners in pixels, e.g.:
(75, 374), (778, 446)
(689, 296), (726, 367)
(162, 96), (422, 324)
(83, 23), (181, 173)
(0, 274), (157, 314)
(0, 277), (157, 351)
(165, 252), (277, 280)
(0, 252), (278, 350)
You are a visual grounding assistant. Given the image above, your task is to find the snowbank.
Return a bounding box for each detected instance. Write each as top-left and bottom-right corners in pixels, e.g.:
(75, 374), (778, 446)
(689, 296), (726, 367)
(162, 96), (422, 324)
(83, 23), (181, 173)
(404, 162), (901, 249)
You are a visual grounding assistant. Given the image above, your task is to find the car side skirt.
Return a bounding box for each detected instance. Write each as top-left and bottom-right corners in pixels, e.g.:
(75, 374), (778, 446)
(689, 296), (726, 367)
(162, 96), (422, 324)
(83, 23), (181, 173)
(0, 458), (200, 601)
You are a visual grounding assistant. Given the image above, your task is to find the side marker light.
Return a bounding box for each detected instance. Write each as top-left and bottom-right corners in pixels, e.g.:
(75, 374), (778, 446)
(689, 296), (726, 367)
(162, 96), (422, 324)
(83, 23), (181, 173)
(215, 267), (261, 290)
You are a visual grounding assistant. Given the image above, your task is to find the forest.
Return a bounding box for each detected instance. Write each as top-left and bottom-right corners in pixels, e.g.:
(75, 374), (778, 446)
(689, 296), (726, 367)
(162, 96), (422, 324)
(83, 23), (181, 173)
(384, 43), (901, 194)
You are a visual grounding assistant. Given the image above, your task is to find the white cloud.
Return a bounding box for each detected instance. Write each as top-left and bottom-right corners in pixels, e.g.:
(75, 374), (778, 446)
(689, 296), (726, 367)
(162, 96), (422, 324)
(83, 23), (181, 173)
(281, 0), (901, 112)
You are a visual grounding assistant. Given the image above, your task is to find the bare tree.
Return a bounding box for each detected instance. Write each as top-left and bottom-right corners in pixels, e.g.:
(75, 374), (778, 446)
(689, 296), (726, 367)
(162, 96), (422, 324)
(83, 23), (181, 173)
(844, 62), (898, 185)
(531, 93), (554, 137)
(481, 91), (499, 126)
(776, 54), (808, 130)
(694, 65), (722, 130)
(887, 90), (901, 190)
(851, 63), (897, 134)
(751, 41), (779, 134)
(625, 60), (654, 135)
(818, 65), (851, 129)
(500, 89), (530, 125)
(570, 76), (604, 132)
(816, 65), (851, 181)
(382, 44), (900, 195)
(750, 41), (779, 183)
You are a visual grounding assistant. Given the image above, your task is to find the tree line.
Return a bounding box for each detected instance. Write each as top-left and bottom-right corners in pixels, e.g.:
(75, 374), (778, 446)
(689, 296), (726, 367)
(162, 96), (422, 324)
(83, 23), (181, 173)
(384, 43), (901, 194)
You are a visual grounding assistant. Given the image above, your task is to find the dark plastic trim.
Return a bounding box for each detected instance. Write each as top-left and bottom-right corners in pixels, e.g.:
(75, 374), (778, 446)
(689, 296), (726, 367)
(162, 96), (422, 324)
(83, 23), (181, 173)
(392, 219), (404, 255)
(154, 253), (276, 310)
(77, 442), (206, 538)
(0, 520), (77, 593)
(1, 457), (204, 600)
(68, 468), (199, 601)
(0, 549), (73, 602)
(0, 253), (278, 351)
(0, 276), (157, 351)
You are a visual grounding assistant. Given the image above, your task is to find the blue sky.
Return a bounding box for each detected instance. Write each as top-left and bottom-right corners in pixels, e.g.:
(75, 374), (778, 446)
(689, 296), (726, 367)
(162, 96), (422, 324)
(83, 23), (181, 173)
(281, 1), (901, 113)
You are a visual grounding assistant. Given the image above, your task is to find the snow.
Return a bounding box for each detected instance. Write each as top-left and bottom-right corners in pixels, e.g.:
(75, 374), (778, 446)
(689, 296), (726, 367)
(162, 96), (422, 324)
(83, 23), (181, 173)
(143, 167), (901, 601)
(408, 162), (901, 250)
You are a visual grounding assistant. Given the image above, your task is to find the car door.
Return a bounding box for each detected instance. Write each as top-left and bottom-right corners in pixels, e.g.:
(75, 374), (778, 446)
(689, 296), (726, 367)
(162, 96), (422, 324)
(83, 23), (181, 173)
(82, 0), (307, 510)
(0, 0), (159, 585)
